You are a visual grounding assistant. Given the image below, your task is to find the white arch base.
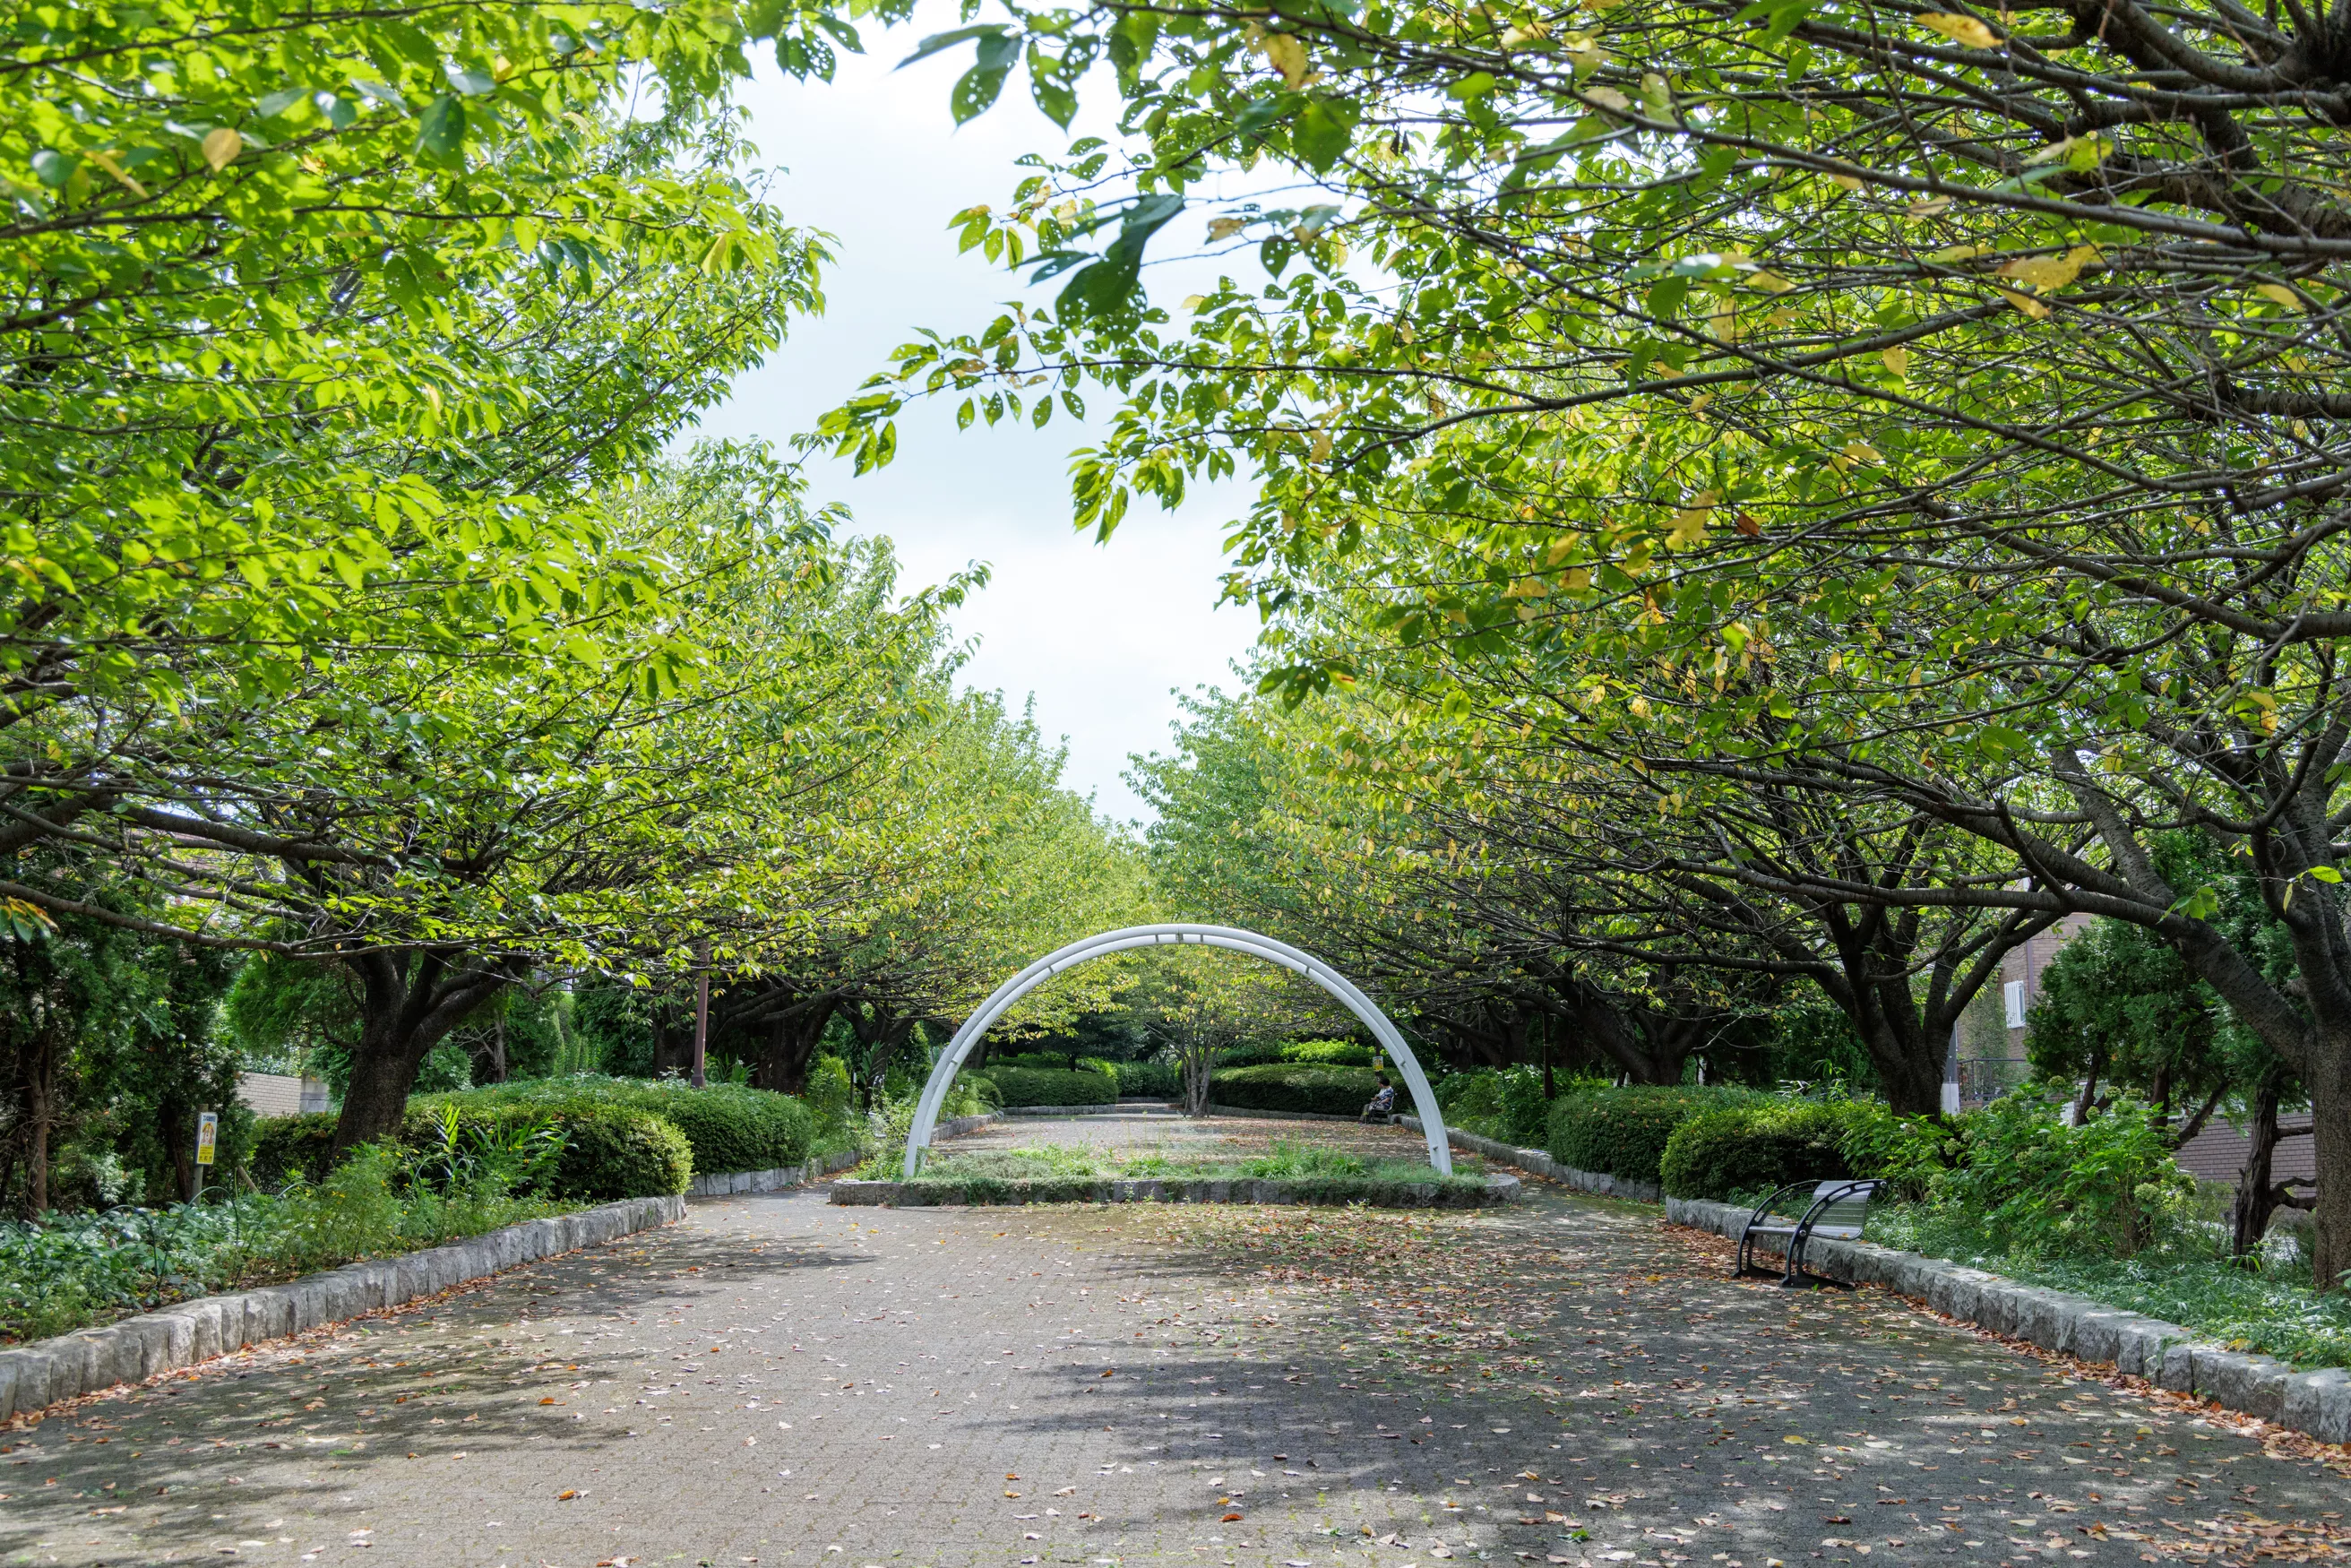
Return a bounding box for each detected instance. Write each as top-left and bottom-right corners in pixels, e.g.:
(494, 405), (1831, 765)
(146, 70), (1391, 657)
(903, 924), (1452, 1178)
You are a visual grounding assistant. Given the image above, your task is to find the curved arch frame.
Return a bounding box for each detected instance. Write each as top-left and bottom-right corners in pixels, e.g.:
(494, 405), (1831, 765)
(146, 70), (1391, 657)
(904, 923), (1452, 1177)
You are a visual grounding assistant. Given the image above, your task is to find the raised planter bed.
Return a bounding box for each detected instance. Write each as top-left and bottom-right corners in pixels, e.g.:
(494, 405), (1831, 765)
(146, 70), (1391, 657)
(831, 1172), (1520, 1208)
(0, 1195), (683, 1425)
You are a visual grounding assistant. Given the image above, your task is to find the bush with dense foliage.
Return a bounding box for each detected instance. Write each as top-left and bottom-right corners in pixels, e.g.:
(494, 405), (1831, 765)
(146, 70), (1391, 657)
(1280, 1039), (1378, 1066)
(1208, 1063), (1381, 1116)
(250, 1090), (696, 1202)
(985, 1066), (1116, 1107)
(419, 1077), (814, 1176)
(1436, 1065), (1560, 1146)
(1094, 1058), (1181, 1098)
(1547, 1084), (1767, 1185)
(1659, 1099), (1864, 1201)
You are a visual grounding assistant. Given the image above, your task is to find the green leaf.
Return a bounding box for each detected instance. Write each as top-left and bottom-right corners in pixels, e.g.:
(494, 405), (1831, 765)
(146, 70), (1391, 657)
(1291, 99), (1358, 174)
(30, 149), (76, 187)
(898, 23), (1011, 69)
(415, 95), (467, 160)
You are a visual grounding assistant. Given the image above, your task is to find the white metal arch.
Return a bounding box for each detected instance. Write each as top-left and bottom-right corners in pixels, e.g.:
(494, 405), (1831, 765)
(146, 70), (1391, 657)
(903, 923), (1452, 1176)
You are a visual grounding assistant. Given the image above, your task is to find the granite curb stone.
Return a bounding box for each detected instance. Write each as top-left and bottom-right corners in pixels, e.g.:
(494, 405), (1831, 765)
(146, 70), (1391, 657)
(1663, 1185), (2351, 1446)
(0, 1191), (688, 1425)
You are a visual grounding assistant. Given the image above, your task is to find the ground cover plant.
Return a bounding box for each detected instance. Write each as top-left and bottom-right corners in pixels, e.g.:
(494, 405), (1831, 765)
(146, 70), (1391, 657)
(875, 1137), (1486, 1198)
(0, 1123), (577, 1343)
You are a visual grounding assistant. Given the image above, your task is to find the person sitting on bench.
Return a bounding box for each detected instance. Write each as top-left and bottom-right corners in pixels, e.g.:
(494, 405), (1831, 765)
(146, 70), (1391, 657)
(1360, 1073), (1398, 1122)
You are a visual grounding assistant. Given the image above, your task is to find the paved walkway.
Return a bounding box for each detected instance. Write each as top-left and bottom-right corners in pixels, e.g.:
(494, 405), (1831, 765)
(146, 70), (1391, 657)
(4, 1117), (2347, 1568)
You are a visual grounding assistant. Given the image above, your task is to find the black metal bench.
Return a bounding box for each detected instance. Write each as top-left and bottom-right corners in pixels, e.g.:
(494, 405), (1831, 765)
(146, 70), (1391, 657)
(1735, 1178), (1882, 1288)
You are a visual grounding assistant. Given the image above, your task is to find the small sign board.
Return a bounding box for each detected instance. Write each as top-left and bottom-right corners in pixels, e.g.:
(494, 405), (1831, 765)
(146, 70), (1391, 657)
(195, 1111), (219, 1167)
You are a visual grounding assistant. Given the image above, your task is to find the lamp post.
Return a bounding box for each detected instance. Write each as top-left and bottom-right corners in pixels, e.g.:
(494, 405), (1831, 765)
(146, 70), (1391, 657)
(692, 939), (710, 1090)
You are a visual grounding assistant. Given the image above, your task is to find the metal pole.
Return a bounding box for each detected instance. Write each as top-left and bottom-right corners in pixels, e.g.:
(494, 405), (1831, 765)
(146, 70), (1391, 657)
(691, 940), (710, 1090)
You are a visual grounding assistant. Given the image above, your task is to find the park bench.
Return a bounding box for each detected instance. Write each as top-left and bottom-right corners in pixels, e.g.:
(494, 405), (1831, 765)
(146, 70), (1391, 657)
(1735, 1178), (1883, 1288)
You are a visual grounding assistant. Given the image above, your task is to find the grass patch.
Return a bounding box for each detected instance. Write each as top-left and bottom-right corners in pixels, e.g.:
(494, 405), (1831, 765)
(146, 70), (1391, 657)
(1870, 1204), (2351, 1371)
(864, 1137), (1486, 1199)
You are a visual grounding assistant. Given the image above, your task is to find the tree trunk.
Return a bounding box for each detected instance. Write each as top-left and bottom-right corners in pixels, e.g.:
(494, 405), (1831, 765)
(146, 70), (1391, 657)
(1561, 981), (1692, 1084)
(22, 1030), (53, 1218)
(332, 951), (506, 1153)
(2230, 1076), (2288, 1260)
(2309, 1048), (2349, 1290)
(750, 997), (837, 1095)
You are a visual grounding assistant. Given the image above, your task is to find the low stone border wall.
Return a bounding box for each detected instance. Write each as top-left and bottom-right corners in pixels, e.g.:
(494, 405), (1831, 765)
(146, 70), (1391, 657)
(831, 1172), (1520, 1209)
(687, 1145), (867, 1196)
(1666, 1194), (2351, 1445)
(1000, 1103), (1132, 1116)
(0, 1194), (684, 1426)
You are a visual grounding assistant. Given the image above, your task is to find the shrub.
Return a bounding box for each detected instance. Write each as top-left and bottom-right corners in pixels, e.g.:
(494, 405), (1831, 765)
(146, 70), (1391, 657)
(401, 1101), (688, 1199)
(986, 1066), (1115, 1107)
(538, 1107), (692, 1199)
(1659, 1100), (1860, 1201)
(417, 1076), (813, 1176)
(1209, 1063), (1380, 1116)
(1547, 1084), (1766, 1184)
(1925, 1090), (2192, 1258)
(1435, 1065), (1554, 1146)
(1210, 1042), (1286, 1069)
(952, 1072), (1003, 1111)
(1103, 1059), (1180, 1098)
(251, 1113), (340, 1187)
(1280, 1040), (1378, 1067)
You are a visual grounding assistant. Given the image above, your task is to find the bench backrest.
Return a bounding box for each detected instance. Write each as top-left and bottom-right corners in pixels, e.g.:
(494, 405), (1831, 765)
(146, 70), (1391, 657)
(1804, 1179), (1876, 1238)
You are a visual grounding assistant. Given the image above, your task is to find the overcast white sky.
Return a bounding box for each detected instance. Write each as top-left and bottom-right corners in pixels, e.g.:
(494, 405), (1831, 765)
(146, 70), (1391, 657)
(686, 3), (1264, 823)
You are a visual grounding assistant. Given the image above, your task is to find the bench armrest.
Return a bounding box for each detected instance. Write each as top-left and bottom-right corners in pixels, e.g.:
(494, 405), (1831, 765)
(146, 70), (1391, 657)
(1741, 1183), (1819, 1236)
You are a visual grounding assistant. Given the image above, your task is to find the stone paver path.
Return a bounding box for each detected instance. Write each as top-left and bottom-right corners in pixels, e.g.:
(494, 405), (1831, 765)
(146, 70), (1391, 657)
(4, 1117), (2346, 1568)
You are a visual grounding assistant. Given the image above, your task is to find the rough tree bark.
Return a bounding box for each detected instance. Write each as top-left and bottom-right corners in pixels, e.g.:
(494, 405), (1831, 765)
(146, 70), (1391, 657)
(332, 950), (508, 1153)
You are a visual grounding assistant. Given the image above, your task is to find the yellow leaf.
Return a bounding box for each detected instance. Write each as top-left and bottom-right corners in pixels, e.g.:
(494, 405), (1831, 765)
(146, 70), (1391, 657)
(1906, 195), (1952, 219)
(1180, 293), (1207, 312)
(1996, 286), (2049, 320)
(1262, 32), (1309, 88)
(1310, 428), (1332, 462)
(202, 126), (243, 172)
(1582, 86), (1631, 112)
(1916, 12), (2000, 47)
(1784, 1434), (1810, 1445)
(1668, 489), (1718, 548)
(2253, 282), (2302, 309)
(1562, 567), (1592, 592)
(1881, 345), (1909, 378)
(1546, 535), (1581, 566)
(1829, 173), (1864, 192)
(1997, 245), (2098, 292)
(1839, 440), (1882, 467)
(1925, 244), (1986, 263)
(1747, 269), (1795, 293)
(1206, 216), (1246, 241)
(87, 149), (148, 198)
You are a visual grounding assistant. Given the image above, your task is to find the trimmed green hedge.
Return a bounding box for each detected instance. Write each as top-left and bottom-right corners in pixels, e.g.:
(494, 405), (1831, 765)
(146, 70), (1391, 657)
(421, 1077), (814, 1175)
(251, 1113), (338, 1187)
(986, 1066), (1116, 1107)
(1547, 1084), (1766, 1185)
(248, 1100), (692, 1200)
(1280, 1040), (1379, 1066)
(1209, 1064), (1381, 1116)
(1658, 1100), (1858, 1201)
(1104, 1059), (1180, 1098)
